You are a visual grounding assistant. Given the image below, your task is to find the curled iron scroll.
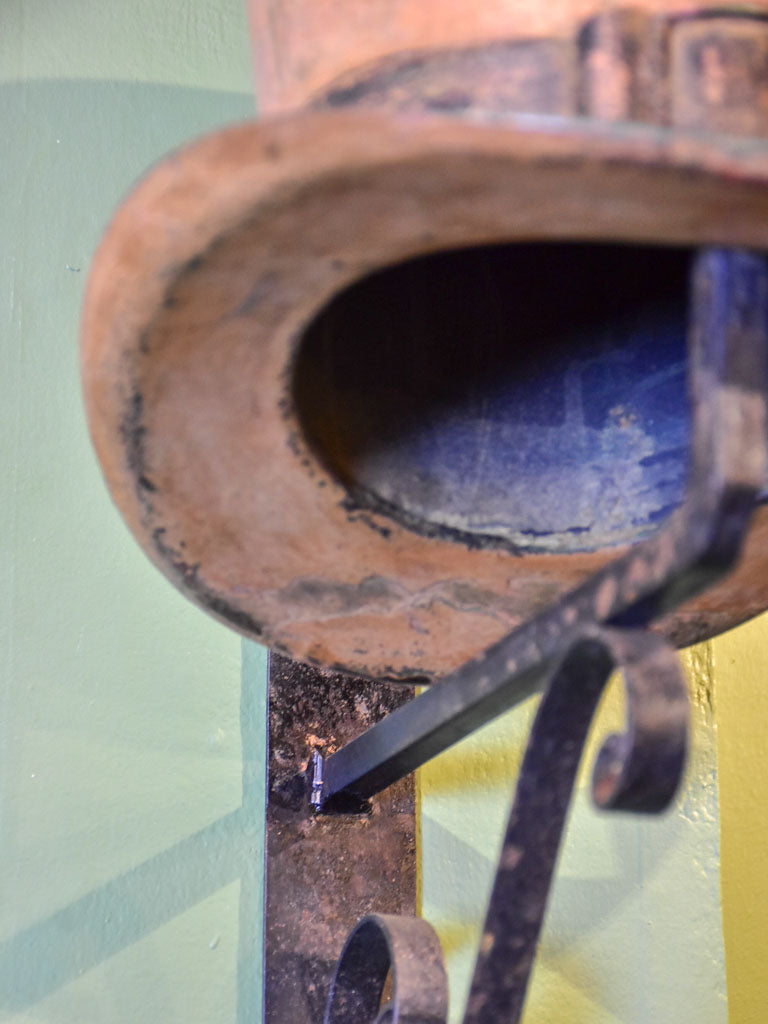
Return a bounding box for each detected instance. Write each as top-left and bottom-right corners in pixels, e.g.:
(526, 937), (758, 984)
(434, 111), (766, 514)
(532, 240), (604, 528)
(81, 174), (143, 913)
(464, 626), (689, 1024)
(324, 913), (448, 1024)
(326, 627), (688, 1024)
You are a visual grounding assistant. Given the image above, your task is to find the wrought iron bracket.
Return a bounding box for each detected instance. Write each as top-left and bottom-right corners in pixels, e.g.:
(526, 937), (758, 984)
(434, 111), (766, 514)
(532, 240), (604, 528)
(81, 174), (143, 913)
(264, 247), (768, 1023)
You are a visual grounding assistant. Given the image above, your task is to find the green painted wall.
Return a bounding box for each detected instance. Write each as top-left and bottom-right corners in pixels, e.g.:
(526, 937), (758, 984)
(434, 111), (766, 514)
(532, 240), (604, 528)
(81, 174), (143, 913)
(0, 5), (265, 1022)
(0, 3), (736, 1022)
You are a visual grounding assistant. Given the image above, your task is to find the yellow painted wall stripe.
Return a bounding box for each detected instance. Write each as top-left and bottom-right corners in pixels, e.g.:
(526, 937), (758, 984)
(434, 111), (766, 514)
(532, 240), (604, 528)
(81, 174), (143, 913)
(713, 615), (768, 1023)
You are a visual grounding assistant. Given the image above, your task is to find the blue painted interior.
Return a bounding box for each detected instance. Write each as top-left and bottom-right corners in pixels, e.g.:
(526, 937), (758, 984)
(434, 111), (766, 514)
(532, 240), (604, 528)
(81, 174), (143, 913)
(295, 243), (691, 553)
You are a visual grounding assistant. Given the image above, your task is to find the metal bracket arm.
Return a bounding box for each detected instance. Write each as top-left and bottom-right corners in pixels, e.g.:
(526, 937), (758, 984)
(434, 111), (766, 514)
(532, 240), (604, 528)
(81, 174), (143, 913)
(316, 247), (768, 813)
(266, 247), (768, 1024)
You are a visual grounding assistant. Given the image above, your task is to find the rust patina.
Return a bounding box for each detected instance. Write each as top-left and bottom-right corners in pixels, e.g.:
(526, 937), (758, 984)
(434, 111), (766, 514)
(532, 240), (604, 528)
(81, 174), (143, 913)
(82, 3), (768, 680)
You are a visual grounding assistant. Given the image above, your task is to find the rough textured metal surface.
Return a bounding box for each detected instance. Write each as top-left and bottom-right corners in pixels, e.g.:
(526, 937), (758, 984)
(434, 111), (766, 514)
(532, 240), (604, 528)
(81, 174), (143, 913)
(265, 655), (416, 1024)
(670, 14), (768, 136)
(313, 38), (577, 116)
(80, 112), (768, 680)
(82, 6), (768, 680)
(248, 0), (736, 114)
(308, 9), (768, 134)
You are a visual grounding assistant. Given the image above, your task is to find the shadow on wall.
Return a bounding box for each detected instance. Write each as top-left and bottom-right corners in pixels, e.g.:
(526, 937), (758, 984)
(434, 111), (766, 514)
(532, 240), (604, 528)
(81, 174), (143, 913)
(0, 638), (265, 1022)
(0, 76), (260, 1023)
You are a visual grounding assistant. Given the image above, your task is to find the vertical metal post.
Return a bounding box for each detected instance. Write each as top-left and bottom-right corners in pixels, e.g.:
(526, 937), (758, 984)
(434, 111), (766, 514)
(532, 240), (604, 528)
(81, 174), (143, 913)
(264, 655), (417, 1023)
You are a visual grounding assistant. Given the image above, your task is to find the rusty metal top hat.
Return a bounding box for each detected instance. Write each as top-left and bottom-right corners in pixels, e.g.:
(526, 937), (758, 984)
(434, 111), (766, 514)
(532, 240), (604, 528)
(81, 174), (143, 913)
(82, 1), (768, 680)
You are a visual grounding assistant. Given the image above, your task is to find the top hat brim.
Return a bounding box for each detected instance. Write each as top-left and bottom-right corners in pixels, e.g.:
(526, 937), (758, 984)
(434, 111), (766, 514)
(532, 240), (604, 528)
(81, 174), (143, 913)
(81, 108), (768, 680)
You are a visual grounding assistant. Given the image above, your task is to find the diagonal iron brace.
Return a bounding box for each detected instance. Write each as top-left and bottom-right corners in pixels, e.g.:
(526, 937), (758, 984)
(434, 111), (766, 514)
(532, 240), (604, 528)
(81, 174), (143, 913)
(314, 247), (768, 814)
